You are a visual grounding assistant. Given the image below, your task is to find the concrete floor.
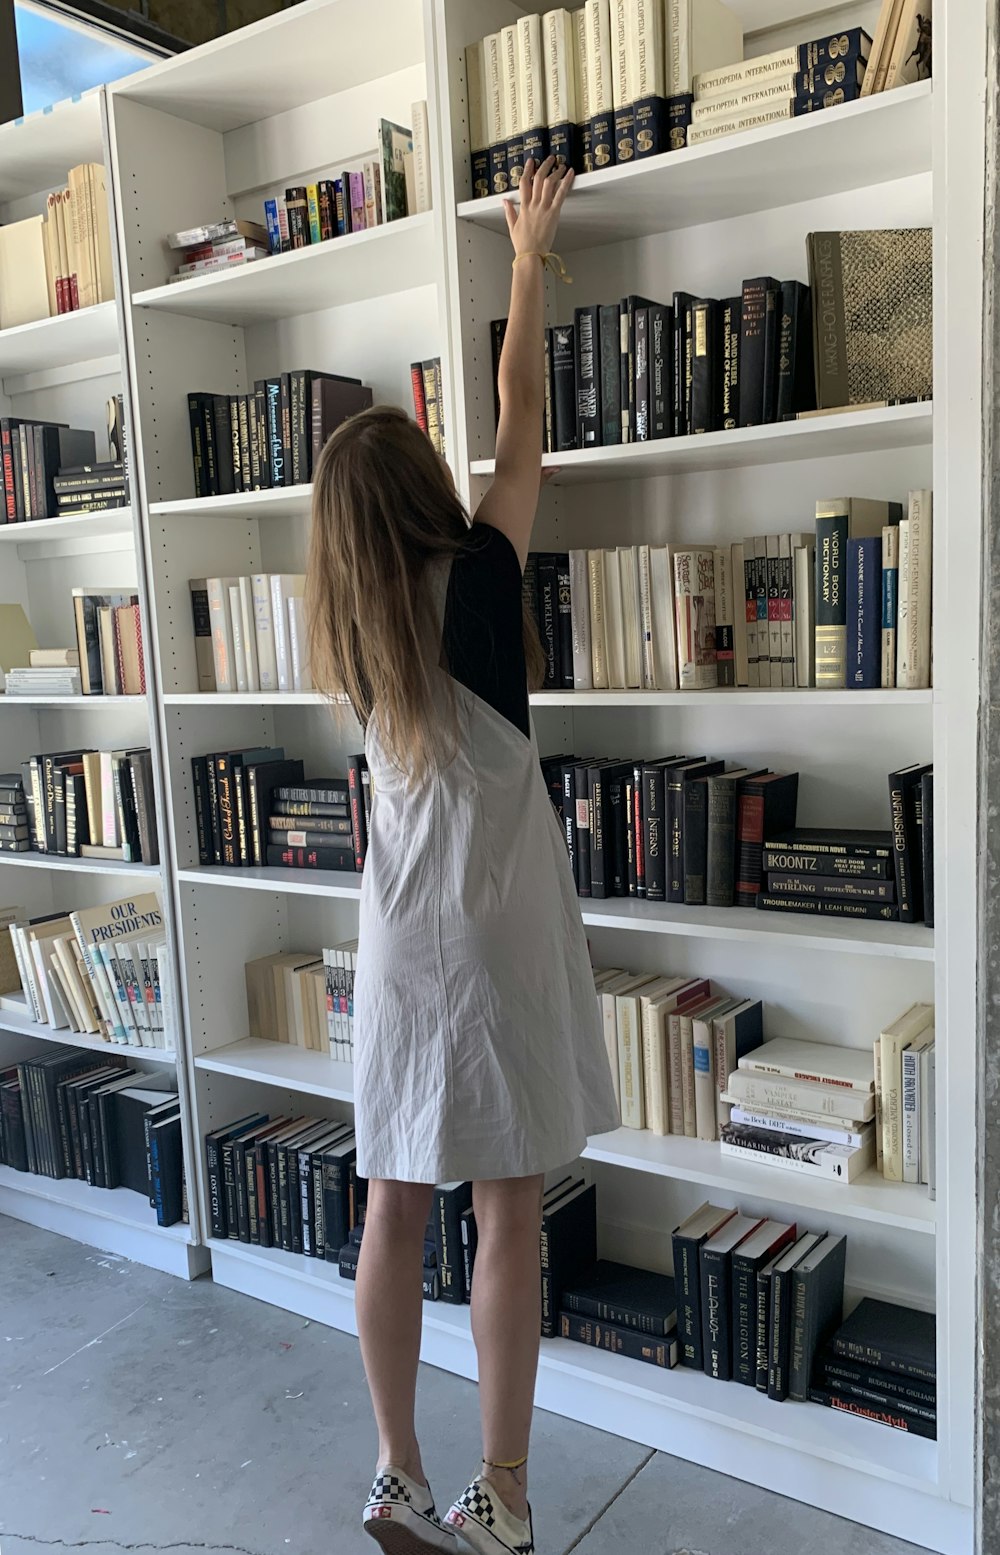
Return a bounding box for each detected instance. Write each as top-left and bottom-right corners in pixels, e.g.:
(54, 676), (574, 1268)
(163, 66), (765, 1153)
(0, 1216), (925, 1555)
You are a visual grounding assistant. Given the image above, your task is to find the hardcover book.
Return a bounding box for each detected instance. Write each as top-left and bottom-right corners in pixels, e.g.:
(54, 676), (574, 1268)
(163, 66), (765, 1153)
(562, 1259), (677, 1336)
(672, 1201), (737, 1369)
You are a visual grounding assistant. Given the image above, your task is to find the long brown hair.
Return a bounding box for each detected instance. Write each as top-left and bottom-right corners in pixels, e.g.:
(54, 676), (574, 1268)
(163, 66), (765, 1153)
(307, 405), (543, 782)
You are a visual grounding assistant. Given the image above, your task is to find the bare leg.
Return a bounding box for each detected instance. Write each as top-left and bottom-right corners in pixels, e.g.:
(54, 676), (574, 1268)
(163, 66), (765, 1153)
(470, 1175), (544, 1521)
(356, 1178), (435, 1482)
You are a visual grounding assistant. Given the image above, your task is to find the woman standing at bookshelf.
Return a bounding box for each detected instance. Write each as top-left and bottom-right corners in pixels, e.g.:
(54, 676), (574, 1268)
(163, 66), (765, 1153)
(308, 155), (617, 1555)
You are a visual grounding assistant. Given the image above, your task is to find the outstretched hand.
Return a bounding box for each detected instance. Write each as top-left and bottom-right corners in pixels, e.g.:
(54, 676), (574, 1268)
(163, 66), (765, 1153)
(503, 156), (574, 258)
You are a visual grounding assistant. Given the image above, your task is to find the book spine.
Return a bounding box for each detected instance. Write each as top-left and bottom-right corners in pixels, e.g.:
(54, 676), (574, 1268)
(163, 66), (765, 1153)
(672, 1231), (704, 1368)
(690, 299), (719, 434)
(713, 546), (735, 688)
(889, 773), (920, 922)
(634, 307), (651, 441)
(815, 510), (848, 688)
(644, 766), (667, 903)
(551, 326), (577, 451)
(899, 489), (932, 689)
(846, 536), (882, 690)
(556, 556), (574, 688)
(570, 550), (593, 690)
(706, 780), (738, 907)
(586, 0), (616, 170)
(881, 524), (899, 688)
(682, 778), (709, 905)
(902, 1045), (921, 1183)
(649, 303), (671, 439)
(739, 279), (771, 427)
(768, 1264), (792, 1401)
(700, 1249), (732, 1380)
(758, 894), (899, 921)
(575, 305), (602, 447)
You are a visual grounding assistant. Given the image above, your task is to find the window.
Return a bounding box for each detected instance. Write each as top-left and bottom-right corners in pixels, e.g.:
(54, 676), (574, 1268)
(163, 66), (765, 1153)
(13, 1), (157, 115)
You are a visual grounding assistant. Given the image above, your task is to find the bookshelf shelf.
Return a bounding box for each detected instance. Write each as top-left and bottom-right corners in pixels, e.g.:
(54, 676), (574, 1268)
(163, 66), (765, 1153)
(0, 854), (161, 877)
(0, 696), (147, 710)
(0, 1162), (207, 1279)
(209, 1237), (953, 1535)
(150, 488), (313, 522)
(470, 403), (933, 483)
(0, 508), (134, 550)
(131, 214), (437, 326)
(0, 1000), (176, 1063)
(194, 1038), (354, 1100)
(0, 302), (119, 380)
(163, 691), (336, 708)
(163, 687), (933, 710)
(177, 864), (361, 899)
(456, 82), (933, 247)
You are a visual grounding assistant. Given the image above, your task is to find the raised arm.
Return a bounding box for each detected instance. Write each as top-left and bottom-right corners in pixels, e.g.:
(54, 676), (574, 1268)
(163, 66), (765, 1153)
(475, 155), (574, 569)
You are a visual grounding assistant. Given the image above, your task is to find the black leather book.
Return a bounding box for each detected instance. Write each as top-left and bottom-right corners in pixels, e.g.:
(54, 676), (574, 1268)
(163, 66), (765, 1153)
(667, 759), (720, 904)
(819, 1353), (936, 1410)
(672, 292), (695, 436)
(246, 757), (305, 867)
(775, 281), (815, 421)
(574, 305), (602, 448)
(889, 763), (932, 922)
(562, 1259), (676, 1335)
(624, 295), (662, 440)
(589, 760), (630, 900)
(642, 763), (668, 903)
(731, 1220), (797, 1387)
(599, 303), (622, 444)
(735, 771), (799, 908)
(491, 318), (507, 431)
(672, 1203), (736, 1369)
(921, 770), (935, 927)
(559, 1311), (677, 1368)
(649, 303), (673, 439)
(706, 767), (766, 907)
(808, 1383), (937, 1439)
(1, 1077), (27, 1172)
(550, 324), (577, 452)
(830, 1297), (936, 1383)
(739, 276), (779, 427)
(755, 1248), (784, 1390)
(608, 769), (631, 897)
(789, 1233), (846, 1402)
(768, 1233), (822, 1400)
(682, 774), (711, 906)
(721, 297), (741, 429)
(541, 1180), (597, 1337)
(761, 286), (782, 423)
(634, 308), (651, 441)
(573, 759), (598, 897)
(435, 1181), (473, 1303)
(700, 1214), (761, 1381)
(537, 554), (559, 687)
(321, 1133), (358, 1260)
(148, 1110), (184, 1227)
(690, 299), (721, 434)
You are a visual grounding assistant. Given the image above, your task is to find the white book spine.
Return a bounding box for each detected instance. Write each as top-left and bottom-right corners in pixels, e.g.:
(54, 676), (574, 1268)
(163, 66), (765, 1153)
(543, 8), (577, 128)
(30, 939), (62, 1028)
(518, 16), (544, 135)
(115, 942), (145, 1044)
(604, 547), (626, 688)
(902, 1045), (921, 1183)
(252, 573), (278, 691)
(691, 72), (796, 120)
(237, 576), (259, 693)
(569, 549), (593, 689)
(641, 998), (669, 1135)
(156, 943), (174, 1050)
(793, 544), (815, 688)
(713, 545), (734, 687)
(634, 0), (665, 100)
(667, 0), (686, 95)
(692, 1014), (717, 1140)
(485, 33), (506, 151)
(612, 0), (631, 109)
(588, 549), (610, 688)
(99, 749), (119, 846)
(287, 595), (312, 692)
(207, 576), (236, 694)
(649, 545), (678, 689)
(100, 943), (130, 1043)
(919, 1044), (934, 1186)
(228, 585), (248, 693)
(719, 1138), (869, 1182)
(726, 1071), (871, 1121)
(901, 488), (932, 689)
(411, 99), (432, 212)
(621, 546), (642, 688)
(927, 1047), (936, 1197)
(873, 1035), (885, 1172)
(616, 995), (644, 1128)
(688, 103), (792, 146)
(586, 0), (615, 119)
(895, 518), (912, 687)
(638, 544), (655, 690)
(601, 990), (623, 1111)
(574, 9), (592, 128)
(729, 1107), (869, 1150)
(673, 548), (718, 690)
(9, 924), (40, 1023)
(270, 576), (293, 692)
(466, 40), (489, 156)
(501, 24), (522, 140)
(694, 45), (797, 100)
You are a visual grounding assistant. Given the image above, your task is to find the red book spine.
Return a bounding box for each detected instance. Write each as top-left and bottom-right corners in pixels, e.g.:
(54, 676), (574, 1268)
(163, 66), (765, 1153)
(133, 604), (147, 694)
(735, 789), (764, 907)
(411, 362), (428, 433)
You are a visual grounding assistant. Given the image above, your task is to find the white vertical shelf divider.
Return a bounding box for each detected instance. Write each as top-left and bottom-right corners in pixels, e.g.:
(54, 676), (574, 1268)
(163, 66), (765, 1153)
(79, 0), (984, 1548)
(0, 88), (208, 1279)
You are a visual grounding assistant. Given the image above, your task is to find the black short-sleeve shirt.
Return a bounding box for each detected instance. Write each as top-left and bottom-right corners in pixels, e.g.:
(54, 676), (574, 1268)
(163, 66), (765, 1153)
(442, 523), (530, 740)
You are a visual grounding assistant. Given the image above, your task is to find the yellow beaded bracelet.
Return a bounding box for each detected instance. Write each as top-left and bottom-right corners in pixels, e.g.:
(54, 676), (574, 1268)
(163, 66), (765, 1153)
(512, 250), (572, 283)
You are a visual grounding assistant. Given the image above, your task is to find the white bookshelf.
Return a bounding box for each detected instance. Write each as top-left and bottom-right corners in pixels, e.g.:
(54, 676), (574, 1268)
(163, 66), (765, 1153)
(0, 90), (207, 1281)
(48, 0), (980, 1548)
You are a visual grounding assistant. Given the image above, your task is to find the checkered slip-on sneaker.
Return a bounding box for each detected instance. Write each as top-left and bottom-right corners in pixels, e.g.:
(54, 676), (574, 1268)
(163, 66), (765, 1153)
(363, 1467), (458, 1555)
(444, 1477), (535, 1555)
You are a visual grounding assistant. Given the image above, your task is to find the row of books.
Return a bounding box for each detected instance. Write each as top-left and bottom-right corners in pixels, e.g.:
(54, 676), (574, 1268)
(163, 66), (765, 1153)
(466, 1), (745, 194)
(191, 752), (369, 873)
(0, 163), (114, 330)
(0, 1050), (183, 1225)
(410, 358), (446, 458)
(190, 574), (308, 696)
(526, 494), (931, 697)
(756, 805), (932, 928)
(6, 750), (158, 864)
(541, 750), (800, 907)
(205, 1111), (364, 1256)
(187, 373), (372, 499)
(2, 589), (144, 700)
(245, 942), (358, 1064)
(1, 893), (170, 1052)
(1, 399), (128, 524)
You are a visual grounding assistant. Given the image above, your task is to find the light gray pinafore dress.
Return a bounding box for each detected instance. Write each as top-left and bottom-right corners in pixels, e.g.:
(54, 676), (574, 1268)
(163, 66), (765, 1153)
(353, 561), (620, 1184)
